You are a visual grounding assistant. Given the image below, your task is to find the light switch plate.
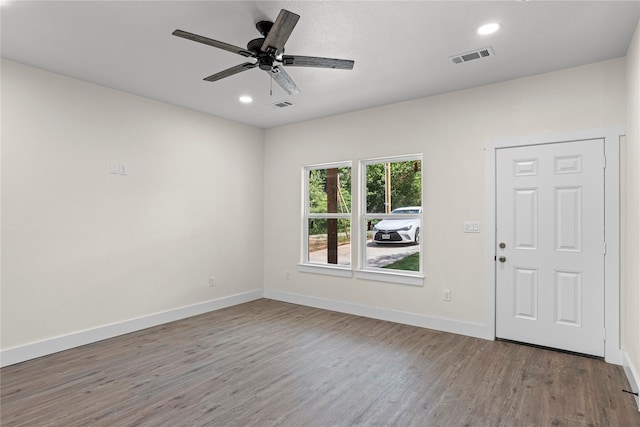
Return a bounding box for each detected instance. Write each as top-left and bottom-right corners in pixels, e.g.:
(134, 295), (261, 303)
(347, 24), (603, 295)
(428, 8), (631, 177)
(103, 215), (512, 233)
(464, 221), (480, 233)
(110, 162), (119, 174)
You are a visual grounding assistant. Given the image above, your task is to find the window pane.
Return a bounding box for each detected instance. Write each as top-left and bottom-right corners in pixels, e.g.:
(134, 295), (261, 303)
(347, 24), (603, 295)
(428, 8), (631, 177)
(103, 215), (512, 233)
(309, 167), (351, 214)
(364, 157), (422, 274)
(366, 246), (420, 271)
(365, 163), (386, 213)
(308, 218), (351, 266)
(365, 221), (420, 271)
(366, 160), (421, 213)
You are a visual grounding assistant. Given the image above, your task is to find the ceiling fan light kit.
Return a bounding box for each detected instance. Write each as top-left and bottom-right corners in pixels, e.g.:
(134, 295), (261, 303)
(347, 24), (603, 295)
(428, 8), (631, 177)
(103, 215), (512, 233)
(172, 9), (355, 96)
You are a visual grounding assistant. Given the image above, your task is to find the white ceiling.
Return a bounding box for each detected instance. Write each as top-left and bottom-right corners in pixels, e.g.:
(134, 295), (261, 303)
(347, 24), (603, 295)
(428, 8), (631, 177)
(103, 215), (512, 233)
(2, 1), (639, 129)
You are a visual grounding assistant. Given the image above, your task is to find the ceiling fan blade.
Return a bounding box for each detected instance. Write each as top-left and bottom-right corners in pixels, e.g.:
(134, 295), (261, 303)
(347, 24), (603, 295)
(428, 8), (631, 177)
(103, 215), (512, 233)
(172, 29), (255, 58)
(261, 9), (300, 54)
(281, 55), (355, 70)
(267, 66), (300, 95)
(204, 62), (257, 82)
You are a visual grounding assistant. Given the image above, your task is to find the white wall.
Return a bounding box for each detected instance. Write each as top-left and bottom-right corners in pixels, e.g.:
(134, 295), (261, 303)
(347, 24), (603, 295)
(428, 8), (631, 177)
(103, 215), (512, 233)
(1, 60), (264, 350)
(263, 58), (626, 331)
(1, 53), (633, 366)
(623, 20), (640, 396)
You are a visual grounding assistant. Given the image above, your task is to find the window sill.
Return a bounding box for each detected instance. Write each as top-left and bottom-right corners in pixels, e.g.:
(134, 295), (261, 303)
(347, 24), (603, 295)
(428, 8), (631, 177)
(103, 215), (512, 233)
(298, 264), (353, 278)
(297, 264), (423, 286)
(355, 269), (424, 286)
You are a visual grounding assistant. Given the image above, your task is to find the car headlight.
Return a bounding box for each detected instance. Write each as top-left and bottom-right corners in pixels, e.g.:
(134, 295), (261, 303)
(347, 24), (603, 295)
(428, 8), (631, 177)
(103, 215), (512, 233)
(398, 225), (413, 231)
(372, 226), (379, 231)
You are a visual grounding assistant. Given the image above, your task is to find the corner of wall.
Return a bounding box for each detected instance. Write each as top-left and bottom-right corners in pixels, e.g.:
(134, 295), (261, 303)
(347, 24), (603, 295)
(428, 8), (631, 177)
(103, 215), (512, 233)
(623, 18), (640, 395)
(622, 350), (640, 411)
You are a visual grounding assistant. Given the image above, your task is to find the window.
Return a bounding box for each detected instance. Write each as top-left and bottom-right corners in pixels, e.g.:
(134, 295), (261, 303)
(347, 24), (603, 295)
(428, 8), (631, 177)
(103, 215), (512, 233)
(301, 156), (423, 284)
(361, 155), (422, 277)
(302, 163), (352, 271)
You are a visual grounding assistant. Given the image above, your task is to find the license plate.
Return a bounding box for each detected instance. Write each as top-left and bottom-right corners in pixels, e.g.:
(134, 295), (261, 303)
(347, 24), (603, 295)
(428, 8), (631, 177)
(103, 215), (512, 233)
(382, 234), (390, 239)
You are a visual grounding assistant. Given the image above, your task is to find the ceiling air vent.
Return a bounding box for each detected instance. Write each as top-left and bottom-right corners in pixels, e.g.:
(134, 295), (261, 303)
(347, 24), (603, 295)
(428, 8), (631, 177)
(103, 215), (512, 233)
(269, 100), (294, 109)
(450, 47), (494, 64)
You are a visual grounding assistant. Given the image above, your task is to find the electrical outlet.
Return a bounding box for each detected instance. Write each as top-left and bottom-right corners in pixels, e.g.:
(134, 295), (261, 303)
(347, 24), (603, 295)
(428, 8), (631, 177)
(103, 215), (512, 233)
(443, 289), (451, 302)
(209, 276), (216, 287)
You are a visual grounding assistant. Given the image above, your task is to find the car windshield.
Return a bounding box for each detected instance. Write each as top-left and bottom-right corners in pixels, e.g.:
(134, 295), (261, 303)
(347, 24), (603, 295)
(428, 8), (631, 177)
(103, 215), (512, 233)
(392, 208), (420, 214)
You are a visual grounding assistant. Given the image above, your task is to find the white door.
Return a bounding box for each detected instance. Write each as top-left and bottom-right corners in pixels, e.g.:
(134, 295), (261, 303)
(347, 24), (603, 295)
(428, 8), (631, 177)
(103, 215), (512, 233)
(495, 139), (605, 357)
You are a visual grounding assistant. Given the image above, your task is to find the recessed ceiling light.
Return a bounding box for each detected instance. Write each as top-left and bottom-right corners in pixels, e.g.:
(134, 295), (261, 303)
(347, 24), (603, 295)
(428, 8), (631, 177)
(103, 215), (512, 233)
(239, 95), (253, 104)
(478, 23), (500, 35)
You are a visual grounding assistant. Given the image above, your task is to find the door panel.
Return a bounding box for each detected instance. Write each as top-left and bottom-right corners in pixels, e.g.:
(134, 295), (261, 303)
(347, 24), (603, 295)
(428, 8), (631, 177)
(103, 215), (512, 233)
(555, 270), (581, 326)
(514, 267), (537, 320)
(496, 139), (605, 357)
(555, 186), (582, 251)
(514, 188), (538, 250)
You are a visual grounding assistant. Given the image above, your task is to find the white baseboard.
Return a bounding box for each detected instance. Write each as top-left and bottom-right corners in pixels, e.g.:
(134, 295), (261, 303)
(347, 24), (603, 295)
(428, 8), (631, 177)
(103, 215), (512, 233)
(622, 350), (640, 411)
(264, 289), (492, 340)
(0, 289), (264, 368)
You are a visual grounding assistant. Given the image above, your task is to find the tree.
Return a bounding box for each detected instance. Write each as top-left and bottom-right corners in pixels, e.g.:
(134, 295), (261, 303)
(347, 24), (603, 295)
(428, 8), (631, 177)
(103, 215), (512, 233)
(366, 160), (421, 213)
(308, 167), (351, 235)
(389, 160), (421, 210)
(307, 161), (421, 236)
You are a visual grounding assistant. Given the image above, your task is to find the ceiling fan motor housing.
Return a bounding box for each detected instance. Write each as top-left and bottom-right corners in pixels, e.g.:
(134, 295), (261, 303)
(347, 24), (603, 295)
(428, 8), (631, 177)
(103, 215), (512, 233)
(258, 55), (274, 71)
(247, 37), (281, 70)
(247, 38), (264, 53)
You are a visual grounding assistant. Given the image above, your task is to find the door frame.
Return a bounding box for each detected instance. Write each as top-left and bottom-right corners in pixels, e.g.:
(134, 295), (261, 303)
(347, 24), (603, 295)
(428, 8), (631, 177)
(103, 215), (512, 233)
(484, 127), (623, 364)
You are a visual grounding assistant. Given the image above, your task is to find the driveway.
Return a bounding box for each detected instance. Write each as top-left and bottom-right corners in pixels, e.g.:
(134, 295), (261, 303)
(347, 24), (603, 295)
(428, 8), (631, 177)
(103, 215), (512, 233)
(365, 240), (419, 267)
(308, 240), (419, 267)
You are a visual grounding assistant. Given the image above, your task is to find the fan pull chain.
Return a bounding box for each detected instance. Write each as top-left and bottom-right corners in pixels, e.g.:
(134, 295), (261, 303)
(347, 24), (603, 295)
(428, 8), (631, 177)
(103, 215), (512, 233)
(270, 74), (273, 96)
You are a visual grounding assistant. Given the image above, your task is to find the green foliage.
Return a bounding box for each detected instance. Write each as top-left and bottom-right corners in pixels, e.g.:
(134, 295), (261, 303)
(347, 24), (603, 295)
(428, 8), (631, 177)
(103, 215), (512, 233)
(307, 160), (421, 236)
(381, 253), (420, 271)
(367, 160), (422, 213)
(309, 169), (328, 215)
(366, 163), (385, 213)
(308, 167), (351, 235)
(308, 218), (351, 237)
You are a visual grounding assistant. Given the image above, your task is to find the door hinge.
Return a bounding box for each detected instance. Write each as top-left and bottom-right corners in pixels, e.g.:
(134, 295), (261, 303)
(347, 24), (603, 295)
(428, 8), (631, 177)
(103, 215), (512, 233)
(603, 328), (606, 340)
(603, 155), (607, 169)
(603, 242), (607, 255)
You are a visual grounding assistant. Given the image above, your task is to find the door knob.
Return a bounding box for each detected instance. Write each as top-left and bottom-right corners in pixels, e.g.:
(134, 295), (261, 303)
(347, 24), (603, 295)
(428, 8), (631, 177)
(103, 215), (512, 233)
(498, 256), (506, 263)
(499, 242), (506, 249)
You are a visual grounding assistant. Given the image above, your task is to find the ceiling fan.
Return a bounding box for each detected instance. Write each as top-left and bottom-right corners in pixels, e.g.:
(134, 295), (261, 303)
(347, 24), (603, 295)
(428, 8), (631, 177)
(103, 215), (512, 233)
(172, 9), (355, 95)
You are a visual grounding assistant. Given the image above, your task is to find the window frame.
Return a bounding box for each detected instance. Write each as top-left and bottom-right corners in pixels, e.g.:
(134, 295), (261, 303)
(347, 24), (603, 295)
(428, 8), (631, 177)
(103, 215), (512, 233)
(356, 154), (424, 286)
(299, 156), (424, 286)
(299, 161), (353, 276)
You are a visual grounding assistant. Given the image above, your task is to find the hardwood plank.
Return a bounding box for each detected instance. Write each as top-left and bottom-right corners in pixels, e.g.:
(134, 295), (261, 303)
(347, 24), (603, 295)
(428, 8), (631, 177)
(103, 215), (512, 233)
(1, 299), (638, 426)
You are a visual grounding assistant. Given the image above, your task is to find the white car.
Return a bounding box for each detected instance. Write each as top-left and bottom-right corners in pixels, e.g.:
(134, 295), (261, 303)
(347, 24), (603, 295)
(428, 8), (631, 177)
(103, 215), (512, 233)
(372, 206), (422, 245)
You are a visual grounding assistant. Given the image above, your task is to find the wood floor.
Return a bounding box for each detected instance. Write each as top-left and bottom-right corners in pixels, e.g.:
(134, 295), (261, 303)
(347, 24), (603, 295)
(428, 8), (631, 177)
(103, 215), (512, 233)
(2, 299), (638, 426)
